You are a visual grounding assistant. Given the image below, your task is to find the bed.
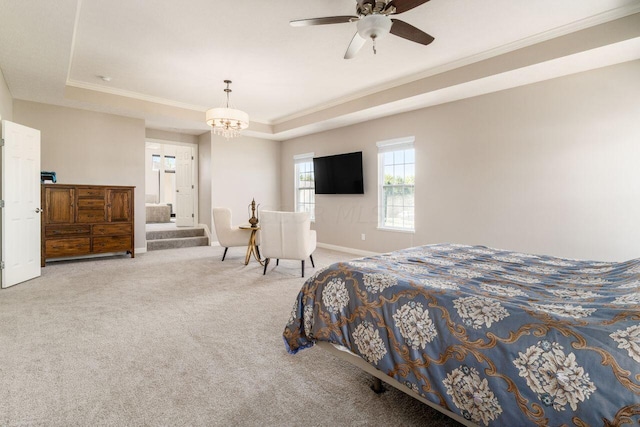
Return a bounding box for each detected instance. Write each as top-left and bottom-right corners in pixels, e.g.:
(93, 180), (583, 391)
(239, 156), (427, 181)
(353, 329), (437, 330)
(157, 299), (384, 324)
(283, 244), (640, 426)
(145, 203), (171, 223)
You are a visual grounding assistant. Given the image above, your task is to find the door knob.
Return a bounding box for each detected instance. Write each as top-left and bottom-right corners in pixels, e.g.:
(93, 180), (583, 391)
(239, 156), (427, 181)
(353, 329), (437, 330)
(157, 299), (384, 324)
(35, 208), (41, 213)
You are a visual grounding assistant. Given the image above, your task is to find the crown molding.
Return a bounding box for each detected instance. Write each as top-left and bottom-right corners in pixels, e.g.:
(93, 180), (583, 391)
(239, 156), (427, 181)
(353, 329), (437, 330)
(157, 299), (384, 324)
(65, 79), (208, 112)
(270, 5), (640, 125)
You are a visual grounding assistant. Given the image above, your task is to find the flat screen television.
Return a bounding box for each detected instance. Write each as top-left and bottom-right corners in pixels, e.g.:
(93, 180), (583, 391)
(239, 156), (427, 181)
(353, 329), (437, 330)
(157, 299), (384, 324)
(313, 151), (364, 194)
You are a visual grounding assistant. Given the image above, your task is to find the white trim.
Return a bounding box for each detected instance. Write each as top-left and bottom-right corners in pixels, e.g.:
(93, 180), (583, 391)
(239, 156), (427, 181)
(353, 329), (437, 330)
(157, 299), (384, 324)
(294, 154), (315, 221)
(269, 4), (640, 126)
(377, 138), (416, 232)
(146, 138), (198, 148)
(316, 242), (379, 257)
(376, 226), (416, 234)
(376, 136), (415, 153)
(66, 79), (208, 112)
(198, 223), (211, 245)
(294, 152), (314, 162)
(46, 251), (142, 263)
(65, 0), (83, 84)
(145, 139), (199, 226)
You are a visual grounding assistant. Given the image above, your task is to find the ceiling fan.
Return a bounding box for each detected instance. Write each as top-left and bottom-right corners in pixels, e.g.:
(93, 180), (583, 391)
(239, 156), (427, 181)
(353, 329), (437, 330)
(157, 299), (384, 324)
(290, 0), (435, 59)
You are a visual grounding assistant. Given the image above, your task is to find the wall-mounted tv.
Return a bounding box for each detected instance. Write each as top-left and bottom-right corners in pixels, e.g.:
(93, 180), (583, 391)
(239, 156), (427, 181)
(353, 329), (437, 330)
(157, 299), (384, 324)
(313, 151), (364, 195)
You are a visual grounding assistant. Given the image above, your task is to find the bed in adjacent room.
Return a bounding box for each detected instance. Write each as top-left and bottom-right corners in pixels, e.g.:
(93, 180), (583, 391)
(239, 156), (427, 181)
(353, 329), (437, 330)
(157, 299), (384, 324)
(283, 244), (640, 426)
(145, 203), (171, 223)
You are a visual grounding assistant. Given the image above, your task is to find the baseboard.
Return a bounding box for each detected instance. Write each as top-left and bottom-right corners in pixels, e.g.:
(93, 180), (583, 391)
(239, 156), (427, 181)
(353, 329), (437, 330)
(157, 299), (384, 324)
(46, 250), (141, 263)
(316, 242), (379, 257)
(197, 223), (211, 244)
(207, 241), (375, 256)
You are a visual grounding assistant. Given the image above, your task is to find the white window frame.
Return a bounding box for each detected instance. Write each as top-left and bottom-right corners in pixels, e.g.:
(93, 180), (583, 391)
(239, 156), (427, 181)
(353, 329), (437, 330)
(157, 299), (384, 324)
(377, 137), (415, 232)
(294, 152), (315, 221)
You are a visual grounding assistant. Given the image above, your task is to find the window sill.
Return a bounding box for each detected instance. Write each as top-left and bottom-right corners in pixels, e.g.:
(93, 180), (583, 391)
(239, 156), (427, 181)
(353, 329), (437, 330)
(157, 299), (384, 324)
(377, 226), (415, 234)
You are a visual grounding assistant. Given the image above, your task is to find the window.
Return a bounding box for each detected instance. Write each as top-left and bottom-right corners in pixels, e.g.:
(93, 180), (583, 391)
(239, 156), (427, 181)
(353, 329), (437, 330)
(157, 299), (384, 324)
(378, 137), (415, 231)
(151, 154), (175, 173)
(164, 155), (176, 172)
(151, 154), (161, 171)
(294, 153), (315, 221)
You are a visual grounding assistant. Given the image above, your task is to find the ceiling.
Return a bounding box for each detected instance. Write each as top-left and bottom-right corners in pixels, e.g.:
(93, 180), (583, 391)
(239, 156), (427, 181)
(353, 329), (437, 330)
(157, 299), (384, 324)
(1, 0), (640, 140)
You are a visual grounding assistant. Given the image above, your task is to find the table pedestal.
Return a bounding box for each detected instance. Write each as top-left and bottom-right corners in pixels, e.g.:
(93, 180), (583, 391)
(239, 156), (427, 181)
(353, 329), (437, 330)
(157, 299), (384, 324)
(239, 225), (262, 265)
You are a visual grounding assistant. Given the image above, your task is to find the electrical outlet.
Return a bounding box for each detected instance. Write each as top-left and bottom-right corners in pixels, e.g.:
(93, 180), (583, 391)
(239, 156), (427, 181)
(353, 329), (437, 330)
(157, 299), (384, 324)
(361, 233), (366, 241)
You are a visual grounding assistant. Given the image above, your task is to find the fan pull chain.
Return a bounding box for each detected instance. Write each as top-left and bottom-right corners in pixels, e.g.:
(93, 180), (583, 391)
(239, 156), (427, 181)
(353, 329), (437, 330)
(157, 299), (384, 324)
(372, 35), (377, 55)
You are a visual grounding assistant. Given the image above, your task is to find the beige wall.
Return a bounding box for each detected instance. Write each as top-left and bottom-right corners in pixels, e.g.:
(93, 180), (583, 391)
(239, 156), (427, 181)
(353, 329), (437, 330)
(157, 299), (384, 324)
(198, 132), (212, 232)
(210, 134), (281, 242)
(14, 100), (146, 252)
(0, 68), (12, 121)
(145, 128), (198, 145)
(281, 60), (640, 261)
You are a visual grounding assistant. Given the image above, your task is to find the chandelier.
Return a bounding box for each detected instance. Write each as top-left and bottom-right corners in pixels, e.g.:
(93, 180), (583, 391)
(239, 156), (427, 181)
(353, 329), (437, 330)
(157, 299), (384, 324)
(206, 80), (249, 139)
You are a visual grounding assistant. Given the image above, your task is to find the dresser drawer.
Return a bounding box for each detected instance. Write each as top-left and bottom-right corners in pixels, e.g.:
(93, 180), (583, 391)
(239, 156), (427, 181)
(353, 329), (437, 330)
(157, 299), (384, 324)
(45, 225), (91, 237)
(92, 236), (132, 253)
(93, 224), (132, 236)
(46, 238), (91, 257)
(77, 209), (106, 223)
(78, 188), (105, 198)
(77, 198), (105, 209)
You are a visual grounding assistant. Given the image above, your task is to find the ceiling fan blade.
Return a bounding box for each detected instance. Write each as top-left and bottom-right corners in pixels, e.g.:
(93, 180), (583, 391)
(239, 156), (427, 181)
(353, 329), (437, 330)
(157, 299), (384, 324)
(290, 16), (358, 27)
(390, 19), (434, 45)
(344, 32), (367, 59)
(387, 0), (431, 14)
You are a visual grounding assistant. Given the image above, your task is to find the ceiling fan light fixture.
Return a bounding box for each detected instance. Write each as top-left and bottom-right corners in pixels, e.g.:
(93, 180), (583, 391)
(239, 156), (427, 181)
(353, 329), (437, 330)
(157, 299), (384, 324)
(356, 14), (392, 40)
(205, 80), (249, 139)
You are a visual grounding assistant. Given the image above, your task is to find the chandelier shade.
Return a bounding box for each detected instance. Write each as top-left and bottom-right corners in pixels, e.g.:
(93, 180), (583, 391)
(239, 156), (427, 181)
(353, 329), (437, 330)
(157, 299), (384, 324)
(206, 80), (249, 139)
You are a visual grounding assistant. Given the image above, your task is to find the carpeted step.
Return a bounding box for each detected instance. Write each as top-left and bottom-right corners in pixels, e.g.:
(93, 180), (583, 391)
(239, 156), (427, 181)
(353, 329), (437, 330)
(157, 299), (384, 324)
(146, 227), (205, 241)
(147, 235), (209, 251)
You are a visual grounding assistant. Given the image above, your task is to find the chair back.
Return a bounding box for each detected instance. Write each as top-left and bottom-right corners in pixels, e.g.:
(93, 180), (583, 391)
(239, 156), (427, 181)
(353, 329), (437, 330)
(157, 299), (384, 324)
(260, 210), (314, 260)
(212, 207), (236, 247)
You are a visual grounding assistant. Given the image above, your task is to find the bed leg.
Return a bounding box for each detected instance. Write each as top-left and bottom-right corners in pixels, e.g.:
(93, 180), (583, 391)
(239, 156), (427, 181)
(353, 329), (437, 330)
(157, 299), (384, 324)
(371, 377), (385, 394)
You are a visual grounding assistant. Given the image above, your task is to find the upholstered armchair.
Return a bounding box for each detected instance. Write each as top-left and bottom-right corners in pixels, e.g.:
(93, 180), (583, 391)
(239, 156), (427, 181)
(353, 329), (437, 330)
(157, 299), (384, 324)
(212, 207), (255, 261)
(259, 210), (316, 277)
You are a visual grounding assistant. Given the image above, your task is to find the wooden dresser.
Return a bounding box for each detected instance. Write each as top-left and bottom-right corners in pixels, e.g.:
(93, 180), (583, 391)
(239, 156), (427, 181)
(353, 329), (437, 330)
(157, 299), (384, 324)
(41, 184), (135, 266)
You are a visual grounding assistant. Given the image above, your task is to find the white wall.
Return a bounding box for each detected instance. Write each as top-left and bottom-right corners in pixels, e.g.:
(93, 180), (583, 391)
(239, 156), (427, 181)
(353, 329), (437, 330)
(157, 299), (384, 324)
(0, 68), (12, 121)
(281, 60), (640, 261)
(14, 100), (147, 252)
(210, 133), (280, 242)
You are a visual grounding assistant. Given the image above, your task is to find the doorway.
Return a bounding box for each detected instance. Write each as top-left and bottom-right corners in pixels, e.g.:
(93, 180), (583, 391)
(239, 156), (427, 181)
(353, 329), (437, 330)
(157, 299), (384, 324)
(145, 140), (198, 227)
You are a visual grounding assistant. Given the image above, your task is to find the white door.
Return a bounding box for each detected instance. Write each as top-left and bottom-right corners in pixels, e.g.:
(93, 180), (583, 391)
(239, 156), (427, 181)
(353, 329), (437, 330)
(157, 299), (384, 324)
(174, 145), (194, 227)
(1, 120), (41, 288)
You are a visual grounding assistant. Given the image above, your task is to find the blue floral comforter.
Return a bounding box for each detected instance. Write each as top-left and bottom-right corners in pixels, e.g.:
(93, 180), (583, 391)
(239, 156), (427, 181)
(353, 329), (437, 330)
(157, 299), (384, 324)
(283, 244), (640, 426)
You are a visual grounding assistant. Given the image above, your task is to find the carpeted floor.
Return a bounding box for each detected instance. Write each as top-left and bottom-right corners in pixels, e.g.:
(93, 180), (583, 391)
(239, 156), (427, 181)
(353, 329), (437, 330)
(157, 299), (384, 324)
(0, 246), (462, 426)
